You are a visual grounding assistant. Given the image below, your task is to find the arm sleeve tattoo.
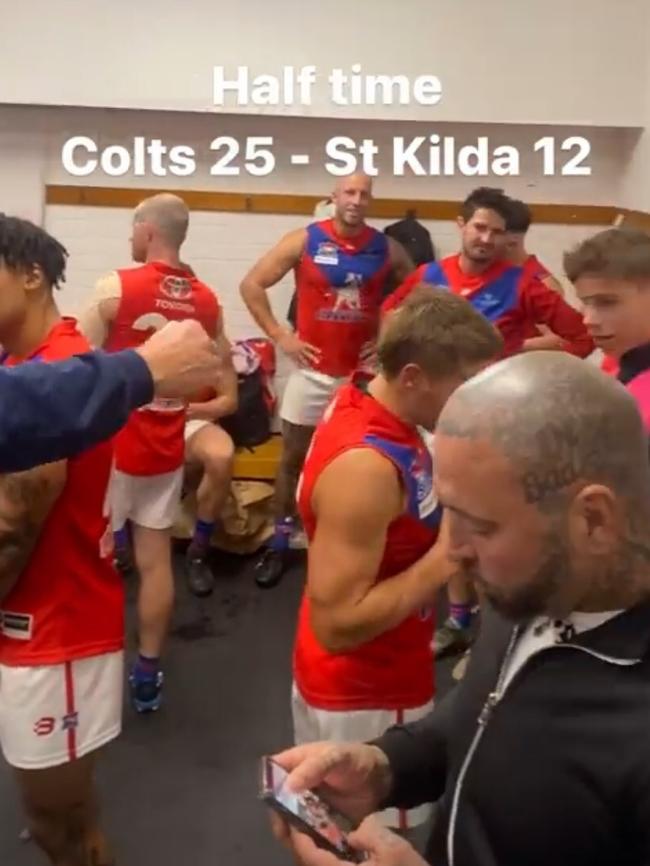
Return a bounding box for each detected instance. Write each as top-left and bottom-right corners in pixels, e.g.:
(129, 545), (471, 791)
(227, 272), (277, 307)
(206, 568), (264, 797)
(0, 463), (66, 601)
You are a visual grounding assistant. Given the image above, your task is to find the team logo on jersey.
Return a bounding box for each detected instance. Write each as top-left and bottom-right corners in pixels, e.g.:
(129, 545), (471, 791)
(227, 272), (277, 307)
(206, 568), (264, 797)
(160, 275), (192, 300)
(314, 242), (339, 265)
(0, 610), (32, 640)
(62, 712), (79, 732)
(34, 717), (56, 737)
(410, 448), (437, 520)
(333, 273), (363, 312)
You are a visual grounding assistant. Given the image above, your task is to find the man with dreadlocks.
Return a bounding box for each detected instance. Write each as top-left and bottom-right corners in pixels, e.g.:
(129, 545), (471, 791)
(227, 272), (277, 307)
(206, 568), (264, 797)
(0, 215), (121, 866)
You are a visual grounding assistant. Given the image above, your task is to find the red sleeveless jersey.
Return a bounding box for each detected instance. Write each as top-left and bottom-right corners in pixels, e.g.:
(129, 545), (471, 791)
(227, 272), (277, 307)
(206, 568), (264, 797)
(104, 261), (220, 475)
(295, 220), (391, 377)
(0, 319), (123, 666)
(293, 378), (441, 711)
(521, 255), (552, 339)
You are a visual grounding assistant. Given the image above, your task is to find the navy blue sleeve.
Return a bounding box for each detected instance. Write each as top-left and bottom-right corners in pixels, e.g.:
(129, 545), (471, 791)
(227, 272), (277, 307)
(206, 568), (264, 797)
(0, 349), (153, 471)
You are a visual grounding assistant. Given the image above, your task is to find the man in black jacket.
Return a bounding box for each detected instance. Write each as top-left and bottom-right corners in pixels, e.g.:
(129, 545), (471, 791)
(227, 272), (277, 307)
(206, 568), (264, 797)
(269, 349), (650, 866)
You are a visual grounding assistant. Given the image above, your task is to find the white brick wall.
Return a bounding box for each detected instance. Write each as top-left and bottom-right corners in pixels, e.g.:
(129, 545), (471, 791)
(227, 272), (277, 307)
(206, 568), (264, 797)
(46, 206), (306, 394)
(45, 204), (608, 399)
(0, 103), (619, 396)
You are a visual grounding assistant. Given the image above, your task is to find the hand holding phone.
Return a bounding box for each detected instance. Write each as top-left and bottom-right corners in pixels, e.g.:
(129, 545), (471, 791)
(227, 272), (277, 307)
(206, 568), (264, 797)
(260, 756), (366, 863)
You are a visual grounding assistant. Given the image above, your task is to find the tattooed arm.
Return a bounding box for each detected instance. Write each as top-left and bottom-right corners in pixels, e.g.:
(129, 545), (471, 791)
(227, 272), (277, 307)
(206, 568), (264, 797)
(0, 461), (67, 602)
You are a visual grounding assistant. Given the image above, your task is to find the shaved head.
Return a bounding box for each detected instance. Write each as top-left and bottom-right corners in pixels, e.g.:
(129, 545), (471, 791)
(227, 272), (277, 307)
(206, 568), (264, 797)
(331, 174), (373, 230)
(438, 351), (650, 506)
(133, 193), (189, 249)
(434, 351), (650, 621)
(333, 173), (373, 197)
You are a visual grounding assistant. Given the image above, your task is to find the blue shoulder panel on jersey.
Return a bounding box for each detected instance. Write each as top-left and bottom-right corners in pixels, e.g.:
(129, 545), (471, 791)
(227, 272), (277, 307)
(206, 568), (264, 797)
(363, 433), (442, 530)
(421, 261), (448, 287)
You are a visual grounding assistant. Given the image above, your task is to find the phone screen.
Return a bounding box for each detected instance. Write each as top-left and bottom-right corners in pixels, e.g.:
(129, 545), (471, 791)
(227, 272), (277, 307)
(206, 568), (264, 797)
(262, 757), (357, 858)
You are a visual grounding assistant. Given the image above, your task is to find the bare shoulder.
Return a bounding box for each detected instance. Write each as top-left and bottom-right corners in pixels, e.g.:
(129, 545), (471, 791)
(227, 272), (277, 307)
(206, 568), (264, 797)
(279, 226), (308, 254)
(93, 270), (122, 298)
(242, 227), (307, 283)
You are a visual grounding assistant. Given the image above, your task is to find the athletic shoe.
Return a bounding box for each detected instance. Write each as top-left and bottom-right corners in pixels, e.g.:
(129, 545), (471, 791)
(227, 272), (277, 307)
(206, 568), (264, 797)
(129, 666), (164, 713)
(185, 553), (215, 598)
(432, 617), (473, 659)
(114, 544), (134, 576)
(252, 548), (290, 589)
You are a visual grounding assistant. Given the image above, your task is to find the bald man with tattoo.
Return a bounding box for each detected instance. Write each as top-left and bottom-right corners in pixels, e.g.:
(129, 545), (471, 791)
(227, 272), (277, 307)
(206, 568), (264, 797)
(270, 351), (650, 866)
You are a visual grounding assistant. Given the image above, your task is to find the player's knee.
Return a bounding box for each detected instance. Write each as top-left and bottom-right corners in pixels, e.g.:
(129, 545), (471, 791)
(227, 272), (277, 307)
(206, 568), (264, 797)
(202, 440), (235, 480)
(133, 534), (172, 579)
(191, 429), (235, 475)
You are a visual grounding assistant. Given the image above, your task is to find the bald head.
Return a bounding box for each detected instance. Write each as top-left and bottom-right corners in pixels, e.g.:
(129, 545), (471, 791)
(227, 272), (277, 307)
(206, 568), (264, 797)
(437, 351), (650, 507)
(133, 193), (189, 250)
(333, 173), (373, 196)
(331, 174), (373, 229)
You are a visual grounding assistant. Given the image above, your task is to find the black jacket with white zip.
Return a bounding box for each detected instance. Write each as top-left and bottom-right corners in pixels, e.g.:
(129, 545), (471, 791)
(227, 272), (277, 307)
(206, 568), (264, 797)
(374, 601), (650, 866)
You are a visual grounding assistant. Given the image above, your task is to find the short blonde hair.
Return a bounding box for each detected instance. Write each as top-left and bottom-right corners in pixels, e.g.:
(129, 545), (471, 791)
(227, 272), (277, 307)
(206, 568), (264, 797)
(378, 284), (503, 379)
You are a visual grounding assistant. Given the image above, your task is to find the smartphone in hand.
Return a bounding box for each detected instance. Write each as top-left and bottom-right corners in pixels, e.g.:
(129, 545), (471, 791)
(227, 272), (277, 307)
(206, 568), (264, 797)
(259, 755), (366, 863)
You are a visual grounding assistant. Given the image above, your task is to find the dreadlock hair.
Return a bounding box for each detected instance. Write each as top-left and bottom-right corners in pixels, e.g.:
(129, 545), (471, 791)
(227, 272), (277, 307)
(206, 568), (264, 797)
(0, 214), (68, 289)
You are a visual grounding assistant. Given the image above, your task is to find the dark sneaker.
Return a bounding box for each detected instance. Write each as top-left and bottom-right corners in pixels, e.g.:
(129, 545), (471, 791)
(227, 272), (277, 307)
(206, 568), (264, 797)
(185, 553), (215, 598)
(114, 544), (134, 576)
(253, 548), (290, 589)
(129, 666), (164, 714)
(432, 617), (473, 660)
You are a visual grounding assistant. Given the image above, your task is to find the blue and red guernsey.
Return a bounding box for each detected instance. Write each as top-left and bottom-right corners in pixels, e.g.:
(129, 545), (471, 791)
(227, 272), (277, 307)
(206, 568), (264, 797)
(382, 254), (594, 358)
(293, 378), (440, 711)
(295, 219), (392, 377)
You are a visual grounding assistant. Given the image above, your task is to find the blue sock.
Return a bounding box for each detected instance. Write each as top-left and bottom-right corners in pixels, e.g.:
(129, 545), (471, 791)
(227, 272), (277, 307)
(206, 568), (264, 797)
(450, 603), (473, 629)
(269, 517), (294, 552)
(114, 526), (129, 551)
(134, 654), (160, 680)
(190, 519), (215, 555)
